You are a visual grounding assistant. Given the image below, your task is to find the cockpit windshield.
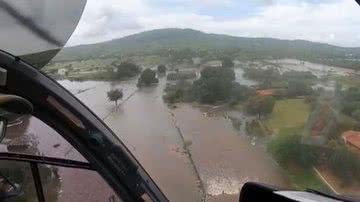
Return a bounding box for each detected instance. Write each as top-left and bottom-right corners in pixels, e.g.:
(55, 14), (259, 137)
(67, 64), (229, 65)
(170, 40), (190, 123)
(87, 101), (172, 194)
(1, 0), (360, 201)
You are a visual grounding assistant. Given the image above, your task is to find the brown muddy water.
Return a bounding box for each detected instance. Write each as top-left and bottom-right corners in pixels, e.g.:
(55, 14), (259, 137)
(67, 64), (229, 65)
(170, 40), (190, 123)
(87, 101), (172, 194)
(58, 77), (289, 201)
(172, 105), (288, 201)
(1, 76), (288, 202)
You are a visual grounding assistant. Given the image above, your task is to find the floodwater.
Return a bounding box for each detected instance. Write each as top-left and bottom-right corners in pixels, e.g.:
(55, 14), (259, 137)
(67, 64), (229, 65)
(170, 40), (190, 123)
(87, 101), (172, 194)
(1, 60), (355, 201)
(237, 58), (346, 91)
(234, 68), (258, 87)
(268, 59), (354, 77)
(104, 80), (203, 202)
(1, 69), (289, 202)
(58, 77), (288, 201)
(172, 105), (288, 201)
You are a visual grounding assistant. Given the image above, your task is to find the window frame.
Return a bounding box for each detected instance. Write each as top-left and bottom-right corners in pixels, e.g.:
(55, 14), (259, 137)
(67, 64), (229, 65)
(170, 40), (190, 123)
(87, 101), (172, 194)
(0, 152), (94, 202)
(0, 49), (168, 201)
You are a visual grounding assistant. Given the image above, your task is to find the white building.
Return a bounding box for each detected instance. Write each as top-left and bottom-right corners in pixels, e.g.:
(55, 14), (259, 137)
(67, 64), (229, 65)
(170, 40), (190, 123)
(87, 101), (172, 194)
(57, 68), (68, 76)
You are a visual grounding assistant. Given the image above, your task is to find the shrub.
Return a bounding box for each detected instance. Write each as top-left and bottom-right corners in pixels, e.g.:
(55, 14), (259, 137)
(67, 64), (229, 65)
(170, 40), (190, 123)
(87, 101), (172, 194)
(268, 133), (320, 168)
(327, 146), (360, 183)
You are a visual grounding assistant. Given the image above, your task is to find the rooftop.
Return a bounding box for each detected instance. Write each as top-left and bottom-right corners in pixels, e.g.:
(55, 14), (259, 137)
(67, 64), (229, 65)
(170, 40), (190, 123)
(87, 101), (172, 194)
(256, 89), (275, 97)
(342, 130), (360, 150)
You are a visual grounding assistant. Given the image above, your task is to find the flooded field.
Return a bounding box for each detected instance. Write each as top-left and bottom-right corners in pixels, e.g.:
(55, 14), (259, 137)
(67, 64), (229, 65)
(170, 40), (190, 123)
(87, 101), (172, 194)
(234, 68), (258, 87)
(2, 61), (353, 201)
(57, 75), (289, 201)
(173, 104), (288, 201)
(269, 59), (355, 77)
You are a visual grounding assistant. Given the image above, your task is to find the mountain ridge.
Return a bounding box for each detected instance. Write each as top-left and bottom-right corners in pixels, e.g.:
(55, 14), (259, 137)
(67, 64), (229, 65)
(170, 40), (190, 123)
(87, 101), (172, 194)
(54, 28), (360, 69)
(69, 28), (359, 49)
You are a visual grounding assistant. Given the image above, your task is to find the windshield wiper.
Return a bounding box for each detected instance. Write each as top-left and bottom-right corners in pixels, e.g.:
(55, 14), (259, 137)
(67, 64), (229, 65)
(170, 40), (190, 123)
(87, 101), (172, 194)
(0, 1), (62, 46)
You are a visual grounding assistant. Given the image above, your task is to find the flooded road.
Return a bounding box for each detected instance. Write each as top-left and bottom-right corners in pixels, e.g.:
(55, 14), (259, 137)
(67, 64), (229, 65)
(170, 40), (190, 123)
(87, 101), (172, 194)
(62, 79), (203, 202)
(172, 105), (288, 201)
(59, 76), (288, 201)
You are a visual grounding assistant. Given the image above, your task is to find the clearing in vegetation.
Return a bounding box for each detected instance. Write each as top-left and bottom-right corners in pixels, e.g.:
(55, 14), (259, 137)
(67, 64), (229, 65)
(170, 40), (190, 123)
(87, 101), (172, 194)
(266, 99), (310, 133)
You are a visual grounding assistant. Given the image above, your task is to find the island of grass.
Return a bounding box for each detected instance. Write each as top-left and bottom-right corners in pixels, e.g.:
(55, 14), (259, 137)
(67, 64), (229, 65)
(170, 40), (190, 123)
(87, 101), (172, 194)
(266, 99), (310, 134)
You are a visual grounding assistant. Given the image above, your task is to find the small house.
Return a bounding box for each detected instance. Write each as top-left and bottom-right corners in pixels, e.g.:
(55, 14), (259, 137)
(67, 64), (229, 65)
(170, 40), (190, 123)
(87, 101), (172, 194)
(256, 89), (275, 97)
(342, 130), (360, 151)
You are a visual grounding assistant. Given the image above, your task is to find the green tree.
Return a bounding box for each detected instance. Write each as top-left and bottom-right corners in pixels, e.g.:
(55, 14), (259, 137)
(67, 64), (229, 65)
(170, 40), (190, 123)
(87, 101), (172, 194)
(268, 133), (319, 168)
(163, 80), (193, 103)
(192, 77), (233, 104)
(137, 69), (159, 87)
(230, 82), (255, 103)
(200, 66), (235, 81)
(287, 79), (313, 97)
(282, 70), (316, 80)
(113, 61), (141, 80)
(328, 146), (360, 183)
(107, 89), (123, 105)
(352, 110), (360, 121)
(243, 67), (281, 82)
(344, 87), (360, 102)
(342, 102), (360, 116)
(245, 96), (275, 119)
(221, 57), (234, 68)
(191, 67), (236, 104)
(157, 64), (167, 74)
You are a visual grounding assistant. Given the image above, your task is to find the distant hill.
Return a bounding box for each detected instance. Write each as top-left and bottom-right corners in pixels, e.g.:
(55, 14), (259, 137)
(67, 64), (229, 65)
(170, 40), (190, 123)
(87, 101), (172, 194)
(54, 28), (360, 69)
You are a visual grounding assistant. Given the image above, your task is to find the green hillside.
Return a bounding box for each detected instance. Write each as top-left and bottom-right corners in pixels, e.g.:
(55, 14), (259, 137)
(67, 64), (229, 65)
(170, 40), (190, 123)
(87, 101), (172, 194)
(54, 28), (360, 69)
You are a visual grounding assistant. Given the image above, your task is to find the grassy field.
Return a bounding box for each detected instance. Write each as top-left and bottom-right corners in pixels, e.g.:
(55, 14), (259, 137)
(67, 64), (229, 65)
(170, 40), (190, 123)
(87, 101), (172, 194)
(285, 166), (331, 193)
(266, 99), (310, 133)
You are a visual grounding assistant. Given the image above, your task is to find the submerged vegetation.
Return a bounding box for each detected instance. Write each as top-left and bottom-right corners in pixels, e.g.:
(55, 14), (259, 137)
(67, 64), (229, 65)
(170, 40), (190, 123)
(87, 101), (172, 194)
(157, 64), (167, 74)
(107, 89), (123, 105)
(137, 68), (159, 87)
(166, 71), (196, 81)
(163, 80), (193, 103)
(245, 96), (275, 119)
(163, 67), (254, 105)
(113, 61), (142, 80)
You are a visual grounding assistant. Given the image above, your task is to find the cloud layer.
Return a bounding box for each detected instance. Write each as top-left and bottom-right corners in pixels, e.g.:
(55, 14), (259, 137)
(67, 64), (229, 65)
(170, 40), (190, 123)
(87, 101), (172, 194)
(67, 0), (360, 47)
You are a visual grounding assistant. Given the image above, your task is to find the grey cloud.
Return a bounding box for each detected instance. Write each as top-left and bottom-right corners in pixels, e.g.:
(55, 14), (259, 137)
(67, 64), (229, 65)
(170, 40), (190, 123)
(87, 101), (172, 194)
(68, 0), (360, 47)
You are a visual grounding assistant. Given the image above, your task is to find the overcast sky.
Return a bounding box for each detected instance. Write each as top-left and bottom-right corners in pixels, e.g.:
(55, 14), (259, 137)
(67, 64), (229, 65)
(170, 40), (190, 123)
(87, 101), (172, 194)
(66, 0), (360, 47)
